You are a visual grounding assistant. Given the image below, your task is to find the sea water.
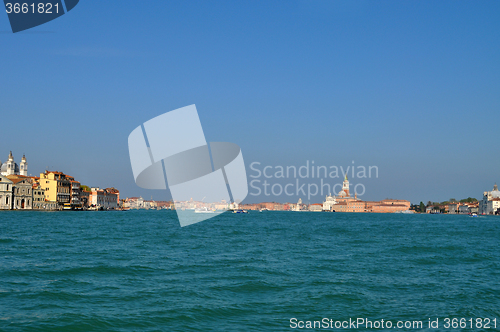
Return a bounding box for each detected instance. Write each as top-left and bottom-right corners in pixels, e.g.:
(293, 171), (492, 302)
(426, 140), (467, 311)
(1, 211), (499, 331)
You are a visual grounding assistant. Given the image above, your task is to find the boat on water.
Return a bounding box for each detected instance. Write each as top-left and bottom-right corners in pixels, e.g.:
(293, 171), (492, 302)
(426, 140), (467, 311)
(394, 210), (415, 214)
(233, 209), (248, 214)
(469, 213), (478, 217)
(194, 207), (215, 213)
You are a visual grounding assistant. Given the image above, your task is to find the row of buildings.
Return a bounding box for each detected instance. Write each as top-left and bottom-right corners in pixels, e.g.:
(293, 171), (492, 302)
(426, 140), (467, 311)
(122, 180), (500, 215)
(426, 202), (479, 214)
(122, 197), (174, 210)
(423, 184), (500, 215)
(121, 197), (239, 211)
(0, 152), (119, 210)
(238, 176), (411, 212)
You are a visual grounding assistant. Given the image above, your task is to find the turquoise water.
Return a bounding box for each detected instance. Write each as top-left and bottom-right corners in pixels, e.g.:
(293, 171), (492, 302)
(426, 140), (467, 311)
(1, 211), (499, 331)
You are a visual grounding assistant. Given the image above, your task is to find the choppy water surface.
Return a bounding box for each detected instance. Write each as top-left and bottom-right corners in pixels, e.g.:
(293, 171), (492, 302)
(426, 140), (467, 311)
(0, 211), (499, 331)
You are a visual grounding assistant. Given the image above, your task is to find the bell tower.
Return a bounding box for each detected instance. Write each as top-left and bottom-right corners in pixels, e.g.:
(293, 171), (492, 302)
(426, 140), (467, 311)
(342, 174), (350, 197)
(20, 154), (28, 176)
(6, 151), (15, 176)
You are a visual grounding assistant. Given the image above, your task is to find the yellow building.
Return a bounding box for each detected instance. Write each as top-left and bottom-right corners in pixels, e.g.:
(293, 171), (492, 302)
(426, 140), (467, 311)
(39, 171), (71, 205)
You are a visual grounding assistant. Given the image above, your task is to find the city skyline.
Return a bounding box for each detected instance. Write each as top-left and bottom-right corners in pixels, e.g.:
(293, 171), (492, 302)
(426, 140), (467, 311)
(1, 1), (499, 204)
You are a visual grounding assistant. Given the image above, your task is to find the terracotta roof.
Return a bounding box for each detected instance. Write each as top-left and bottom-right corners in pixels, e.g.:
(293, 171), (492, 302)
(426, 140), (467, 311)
(46, 171), (64, 175)
(6, 174), (29, 179)
(8, 178), (28, 185)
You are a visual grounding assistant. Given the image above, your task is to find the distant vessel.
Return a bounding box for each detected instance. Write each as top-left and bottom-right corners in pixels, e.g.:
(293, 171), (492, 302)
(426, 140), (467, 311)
(233, 209), (248, 214)
(470, 213), (478, 217)
(195, 207), (215, 213)
(394, 210), (415, 214)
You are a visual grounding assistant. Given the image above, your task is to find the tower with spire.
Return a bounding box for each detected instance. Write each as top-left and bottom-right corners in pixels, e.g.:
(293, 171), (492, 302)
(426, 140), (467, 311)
(20, 154), (28, 176)
(342, 174), (350, 197)
(6, 151), (15, 176)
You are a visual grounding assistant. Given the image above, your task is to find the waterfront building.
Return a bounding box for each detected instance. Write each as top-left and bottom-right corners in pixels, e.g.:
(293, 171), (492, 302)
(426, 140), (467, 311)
(143, 200), (158, 209)
(214, 201), (229, 210)
(39, 171), (72, 206)
(366, 199), (411, 213)
(479, 183), (500, 214)
(80, 189), (90, 208)
(1, 152), (28, 177)
(106, 187), (120, 205)
(7, 175), (33, 209)
(322, 194), (337, 211)
(485, 199), (500, 215)
(124, 197), (145, 209)
(156, 201), (174, 209)
(32, 184), (45, 209)
(295, 198), (303, 211)
(459, 204), (471, 214)
(89, 187), (119, 209)
(334, 199), (365, 212)
(448, 203), (458, 214)
(309, 203), (323, 212)
(70, 180), (81, 208)
(0, 175), (13, 210)
(31, 183), (58, 210)
(469, 203), (479, 214)
(324, 175), (411, 213)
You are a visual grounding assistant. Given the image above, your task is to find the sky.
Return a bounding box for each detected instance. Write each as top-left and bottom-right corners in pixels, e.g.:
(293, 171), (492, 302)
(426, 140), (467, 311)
(1, 0), (499, 204)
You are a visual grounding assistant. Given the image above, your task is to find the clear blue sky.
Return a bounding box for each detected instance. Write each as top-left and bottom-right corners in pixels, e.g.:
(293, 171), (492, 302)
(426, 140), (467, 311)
(1, 1), (499, 204)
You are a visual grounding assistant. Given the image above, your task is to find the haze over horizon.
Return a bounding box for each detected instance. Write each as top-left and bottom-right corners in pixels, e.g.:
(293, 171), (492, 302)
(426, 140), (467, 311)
(1, 1), (499, 204)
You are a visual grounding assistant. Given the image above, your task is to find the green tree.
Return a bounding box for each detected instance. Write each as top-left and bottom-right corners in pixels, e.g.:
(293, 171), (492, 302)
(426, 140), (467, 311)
(419, 202), (425, 213)
(460, 197), (478, 203)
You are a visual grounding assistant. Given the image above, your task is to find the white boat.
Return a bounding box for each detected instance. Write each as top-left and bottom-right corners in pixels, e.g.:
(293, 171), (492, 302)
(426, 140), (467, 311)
(233, 209), (248, 214)
(195, 207), (215, 213)
(394, 210), (415, 214)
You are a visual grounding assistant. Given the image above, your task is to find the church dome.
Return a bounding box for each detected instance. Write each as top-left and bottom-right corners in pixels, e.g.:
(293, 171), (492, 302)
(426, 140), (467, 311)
(0, 162), (19, 174)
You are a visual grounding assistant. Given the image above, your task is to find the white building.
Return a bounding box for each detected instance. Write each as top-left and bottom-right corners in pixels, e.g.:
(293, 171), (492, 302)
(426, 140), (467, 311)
(0, 175), (13, 210)
(124, 196), (145, 209)
(89, 187), (119, 209)
(295, 198), (303, 211)
(309, 203), (323, 211)
(479, 183), (500, 214)
(322, 193), (337, 211)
